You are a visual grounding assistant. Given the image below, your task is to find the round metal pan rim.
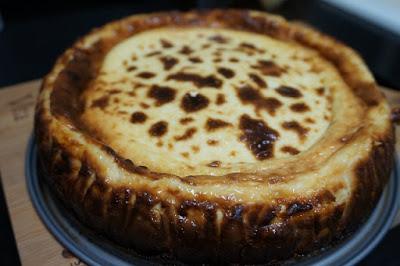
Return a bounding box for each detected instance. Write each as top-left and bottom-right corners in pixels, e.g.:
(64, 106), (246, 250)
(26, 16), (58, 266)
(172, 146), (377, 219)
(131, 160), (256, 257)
(25, 135), (400, 266)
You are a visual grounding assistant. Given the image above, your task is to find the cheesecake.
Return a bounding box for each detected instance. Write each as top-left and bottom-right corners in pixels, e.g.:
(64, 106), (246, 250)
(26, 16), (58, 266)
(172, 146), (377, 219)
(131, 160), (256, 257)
(35, 10), (394, 264)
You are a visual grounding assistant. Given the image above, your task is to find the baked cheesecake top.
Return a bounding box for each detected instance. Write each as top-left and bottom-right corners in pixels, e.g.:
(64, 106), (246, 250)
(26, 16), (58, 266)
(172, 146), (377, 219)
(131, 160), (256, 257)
(80, 27), (334, 176)
(39, 9), (391, 199)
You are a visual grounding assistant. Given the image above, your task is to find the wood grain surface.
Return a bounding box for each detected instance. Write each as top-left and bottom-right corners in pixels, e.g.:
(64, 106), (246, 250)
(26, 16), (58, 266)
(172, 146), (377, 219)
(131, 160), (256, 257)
(0, 79), (399, 265)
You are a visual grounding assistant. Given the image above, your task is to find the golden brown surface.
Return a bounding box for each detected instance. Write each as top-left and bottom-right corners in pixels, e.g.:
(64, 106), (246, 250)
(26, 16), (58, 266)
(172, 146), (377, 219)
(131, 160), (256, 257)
(81, 27), (334, 176)
(35, 10), (394, 264)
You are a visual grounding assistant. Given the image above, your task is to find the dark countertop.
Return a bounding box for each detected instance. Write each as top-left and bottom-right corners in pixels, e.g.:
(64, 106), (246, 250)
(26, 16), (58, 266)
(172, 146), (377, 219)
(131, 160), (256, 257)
(0, 1), (399, 265)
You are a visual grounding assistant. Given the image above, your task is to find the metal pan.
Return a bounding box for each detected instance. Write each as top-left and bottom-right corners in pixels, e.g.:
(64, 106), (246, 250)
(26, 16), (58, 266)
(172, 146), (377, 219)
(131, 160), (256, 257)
(25, 136), (400, 266)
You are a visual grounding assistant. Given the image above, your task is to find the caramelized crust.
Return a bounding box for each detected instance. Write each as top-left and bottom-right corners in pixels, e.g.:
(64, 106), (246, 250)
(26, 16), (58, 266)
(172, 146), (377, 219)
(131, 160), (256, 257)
(35, 10), (394, 264)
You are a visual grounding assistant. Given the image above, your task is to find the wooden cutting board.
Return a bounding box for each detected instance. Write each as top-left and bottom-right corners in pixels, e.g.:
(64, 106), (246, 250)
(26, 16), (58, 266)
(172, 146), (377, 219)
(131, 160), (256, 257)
(0, 79), (399, 266)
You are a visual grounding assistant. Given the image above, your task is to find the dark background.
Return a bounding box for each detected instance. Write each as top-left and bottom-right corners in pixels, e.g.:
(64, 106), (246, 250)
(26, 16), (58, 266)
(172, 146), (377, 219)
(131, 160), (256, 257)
(1, 0), (399, 89)
(0, 1), (399, 265)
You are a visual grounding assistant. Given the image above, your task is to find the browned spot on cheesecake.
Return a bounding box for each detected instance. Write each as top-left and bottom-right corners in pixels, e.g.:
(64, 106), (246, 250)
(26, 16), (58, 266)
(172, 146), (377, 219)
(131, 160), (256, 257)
(239, 114), (279, 160)
(149, 121), (168, 137)
(282, 121), (309, 140)
(181, 152), (189, 158)
(167, 72), (222, 89)
(281, 146), (300, 155)
(188, 57), (202, 63)
(229, 57), (239, 63)
(207, 160), (221, 167)
(213, 51), (222, 57)
(276, 86), (302, 98)
(91, 96), (109, 109)
(147, 85), (176, 106)
(156, 140), (163, 147)
(140, 102), (150, 109)
(174, 127), (197, 141)
(239, 42), (264, 53)
(127, 91), (136, 97)
(237, 85), (282, 115)
(179, 45), (194, 55)
(290, 102), (310, 112)
(207, 139), (219, 146)
(136, 72), (156, 79)
(191, 145), (200, 153)
(180, 117), (194, 125)
(249, 73), (267, 88)
(230, 150), (237, 156)
(130, 111), (147, 123)
(181, 92), (209, 113)
(205, 118), (232, 131)
(108, 89), (121, 95)
(127, 66), (137, 72)
(217, 67), (235, 79)
(305, 117), (315, 124)
(239, 42), (256, 50)
(160, 39), (173, 48)
(213, 58), (222, 63)
(133, 82), (145, 89)
(316, 87), (325, 96)
(145, 51), (161, 57)
(209, 34), (229, 44)
(251, 60), (284, 76)
(159, 56), (178, 71)
(201, 43), (211, 49)
(310, 64), (323, 73)
(216, 93), (226, 105)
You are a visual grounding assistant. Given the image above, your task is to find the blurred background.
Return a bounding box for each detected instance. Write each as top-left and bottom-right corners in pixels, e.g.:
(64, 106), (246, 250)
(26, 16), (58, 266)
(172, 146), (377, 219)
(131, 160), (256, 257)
(0, 0), (399, 89)
(0, 1), (399, 265)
